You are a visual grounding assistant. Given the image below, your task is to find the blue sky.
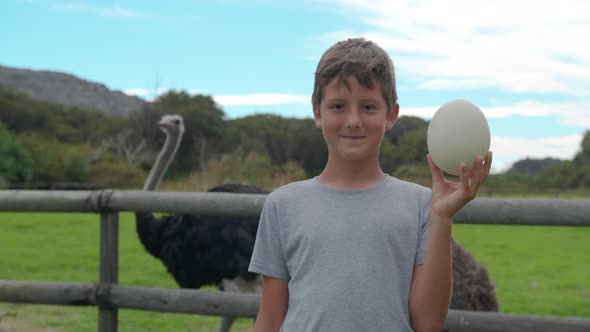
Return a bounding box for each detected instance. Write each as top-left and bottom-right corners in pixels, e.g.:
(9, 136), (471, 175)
(2, 0), (590, 172)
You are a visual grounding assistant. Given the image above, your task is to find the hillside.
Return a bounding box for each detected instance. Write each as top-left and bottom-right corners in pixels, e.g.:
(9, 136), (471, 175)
(0, 65), (146, 116)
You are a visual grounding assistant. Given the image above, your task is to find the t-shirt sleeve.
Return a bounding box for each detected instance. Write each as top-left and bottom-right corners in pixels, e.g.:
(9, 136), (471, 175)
(248, 195), (290, 280)
(415, 189), (431, 265)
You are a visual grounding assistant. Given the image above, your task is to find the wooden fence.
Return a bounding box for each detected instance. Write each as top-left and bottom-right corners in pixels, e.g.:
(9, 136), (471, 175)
(1, 189), (590, 332)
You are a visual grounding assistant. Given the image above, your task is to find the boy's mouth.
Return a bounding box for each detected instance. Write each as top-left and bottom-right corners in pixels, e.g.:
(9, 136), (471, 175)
(341, 135), (366, 140)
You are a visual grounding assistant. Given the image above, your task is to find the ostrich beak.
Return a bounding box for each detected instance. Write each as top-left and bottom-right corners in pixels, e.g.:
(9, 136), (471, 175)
(158, 120), (173, 128)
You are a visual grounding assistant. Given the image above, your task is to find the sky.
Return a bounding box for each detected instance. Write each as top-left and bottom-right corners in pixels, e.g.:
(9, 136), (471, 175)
(2, 0), (590, 172)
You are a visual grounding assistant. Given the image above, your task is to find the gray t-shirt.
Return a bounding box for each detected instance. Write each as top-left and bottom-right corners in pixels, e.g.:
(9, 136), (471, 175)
(248, 175), (431, 331)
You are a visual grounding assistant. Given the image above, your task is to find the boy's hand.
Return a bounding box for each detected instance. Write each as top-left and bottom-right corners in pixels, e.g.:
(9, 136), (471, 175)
(427, 151), (493, 219)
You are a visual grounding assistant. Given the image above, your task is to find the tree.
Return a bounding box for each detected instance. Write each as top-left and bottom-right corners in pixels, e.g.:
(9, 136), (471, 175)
(0, 122), (33, 183)
(131, 91), (227, 175)
(0, 85), (49, 132)
(385, 116), (428, 145)
(0, 84), (126, 144)
(381, 125), (428, 174)
(507, 158), (564, 176)
(291, 119), (327, 176)
(574, 130), (590, 164)
(226, 115), (327, 177)
(64, 151), (89, 182)
(17, 134), (65, 182)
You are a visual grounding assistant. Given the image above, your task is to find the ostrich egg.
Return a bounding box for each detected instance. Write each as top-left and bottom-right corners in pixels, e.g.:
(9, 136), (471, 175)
(427, 99), (490, 176)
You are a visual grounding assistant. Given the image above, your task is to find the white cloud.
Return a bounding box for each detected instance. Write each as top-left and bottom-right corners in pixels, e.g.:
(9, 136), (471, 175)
(213, 93), (309, 106)
(490, 134), (583, 171)
(315, 0), (590, 95)
(124, 89), (310, 106)
(124, 88), (151, 97)
(53, 3), (143, 18)
(492, 135), (583, 159)
(47, 2), (202, 22)
(124, 87), (173, 101)
(188, 89), (208, 95)
(402, 101), (590, 129)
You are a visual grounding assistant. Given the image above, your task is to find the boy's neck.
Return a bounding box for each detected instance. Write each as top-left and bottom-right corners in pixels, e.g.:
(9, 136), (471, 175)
(317, 158), (386, 190)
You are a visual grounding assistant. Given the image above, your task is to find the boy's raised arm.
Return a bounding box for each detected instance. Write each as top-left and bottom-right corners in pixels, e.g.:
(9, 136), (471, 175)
(254, 275), (289, 332)
(409, 152), (492, 332)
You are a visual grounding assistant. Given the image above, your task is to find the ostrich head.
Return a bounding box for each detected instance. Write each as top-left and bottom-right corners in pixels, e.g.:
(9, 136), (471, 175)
(158, 114), (185, 136)
(143, 114), (185, 191)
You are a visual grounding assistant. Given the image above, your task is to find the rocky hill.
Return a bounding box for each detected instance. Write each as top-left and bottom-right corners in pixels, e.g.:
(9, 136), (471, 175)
(0, 65), (147, 117)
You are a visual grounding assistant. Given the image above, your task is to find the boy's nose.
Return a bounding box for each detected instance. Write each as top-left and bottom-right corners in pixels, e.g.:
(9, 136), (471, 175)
(345, 110), (361, 128)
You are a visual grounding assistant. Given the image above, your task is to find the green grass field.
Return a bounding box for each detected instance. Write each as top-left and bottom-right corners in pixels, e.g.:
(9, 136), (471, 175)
(1, 212), (589, 331)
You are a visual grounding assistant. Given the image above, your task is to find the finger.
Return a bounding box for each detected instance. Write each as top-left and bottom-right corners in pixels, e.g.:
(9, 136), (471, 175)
(471, 153), (489, 189)
(468, 155), (483, 177)
(458, 162), (471, 191)
(483, 151), (493, 177)
(470, 155), (485, 189)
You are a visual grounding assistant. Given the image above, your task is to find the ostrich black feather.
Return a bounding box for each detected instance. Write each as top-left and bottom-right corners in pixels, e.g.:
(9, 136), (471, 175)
(136, 183), (267, 289)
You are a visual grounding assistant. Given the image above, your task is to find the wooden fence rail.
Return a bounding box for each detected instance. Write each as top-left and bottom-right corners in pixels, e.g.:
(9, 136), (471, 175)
(1, 189), (590, 225)
(1, 280), (590, 332)
(1, 189), (590, 332)
(0, 281), (261, 318)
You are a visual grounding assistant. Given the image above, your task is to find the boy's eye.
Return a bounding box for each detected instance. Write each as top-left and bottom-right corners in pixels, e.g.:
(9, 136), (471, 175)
(363, 105), (377, 112)
(330, 103), (345, 111)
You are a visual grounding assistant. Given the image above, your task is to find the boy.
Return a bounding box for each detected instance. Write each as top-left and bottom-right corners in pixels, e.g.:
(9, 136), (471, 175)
(248, 38), (492, 332)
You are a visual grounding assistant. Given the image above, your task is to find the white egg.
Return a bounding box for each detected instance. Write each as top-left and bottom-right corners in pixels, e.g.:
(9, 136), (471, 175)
(427, 99), (490, 176)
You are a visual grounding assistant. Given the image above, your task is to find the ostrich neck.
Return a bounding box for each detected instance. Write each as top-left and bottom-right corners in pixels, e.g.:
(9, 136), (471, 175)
(143, 132), (183, 191)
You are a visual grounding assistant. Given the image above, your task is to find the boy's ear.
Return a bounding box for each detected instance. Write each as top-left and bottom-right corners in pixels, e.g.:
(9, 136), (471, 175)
(313, 104), (322, 128)
(386, 103), (400, 130)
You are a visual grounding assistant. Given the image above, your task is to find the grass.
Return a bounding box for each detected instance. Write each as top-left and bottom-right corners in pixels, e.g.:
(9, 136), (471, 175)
(452, 224), (590, 318)
(0, 212), (255, 332)
(1, 211), (589, 331)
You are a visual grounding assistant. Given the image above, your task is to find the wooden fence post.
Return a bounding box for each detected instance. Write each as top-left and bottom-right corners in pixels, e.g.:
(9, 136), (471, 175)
(98, 212), (119, 332)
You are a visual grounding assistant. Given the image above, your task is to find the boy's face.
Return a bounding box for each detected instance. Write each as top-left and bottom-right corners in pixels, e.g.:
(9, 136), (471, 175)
(313, 76), (398, 163)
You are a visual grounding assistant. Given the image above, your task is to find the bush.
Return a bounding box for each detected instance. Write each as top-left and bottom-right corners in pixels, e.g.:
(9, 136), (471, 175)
(393, 163), (432, 187)
(17, 133), (68, 182)
(161, 150), (308, 192)
(64, 152), (89, 182)
(0, 122), (33, 183)
(89, 160), (146, 189)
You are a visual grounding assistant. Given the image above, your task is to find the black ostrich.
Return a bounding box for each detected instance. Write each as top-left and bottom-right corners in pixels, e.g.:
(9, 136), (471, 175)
(451, 238), (499, 311)
(135, 114), (499, 332)
(135, 114), (265, 331)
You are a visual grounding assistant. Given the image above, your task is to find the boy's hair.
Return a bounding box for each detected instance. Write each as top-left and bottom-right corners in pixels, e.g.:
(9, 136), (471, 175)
(312, 38), (398, 113)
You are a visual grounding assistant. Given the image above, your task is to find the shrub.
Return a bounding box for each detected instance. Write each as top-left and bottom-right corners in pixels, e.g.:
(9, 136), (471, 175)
(0, 123), (33, 183)
(88, 160), (146, 189)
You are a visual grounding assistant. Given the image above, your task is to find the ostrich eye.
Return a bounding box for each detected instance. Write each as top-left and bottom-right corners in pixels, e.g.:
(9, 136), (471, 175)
(174, 120), (180, 125)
